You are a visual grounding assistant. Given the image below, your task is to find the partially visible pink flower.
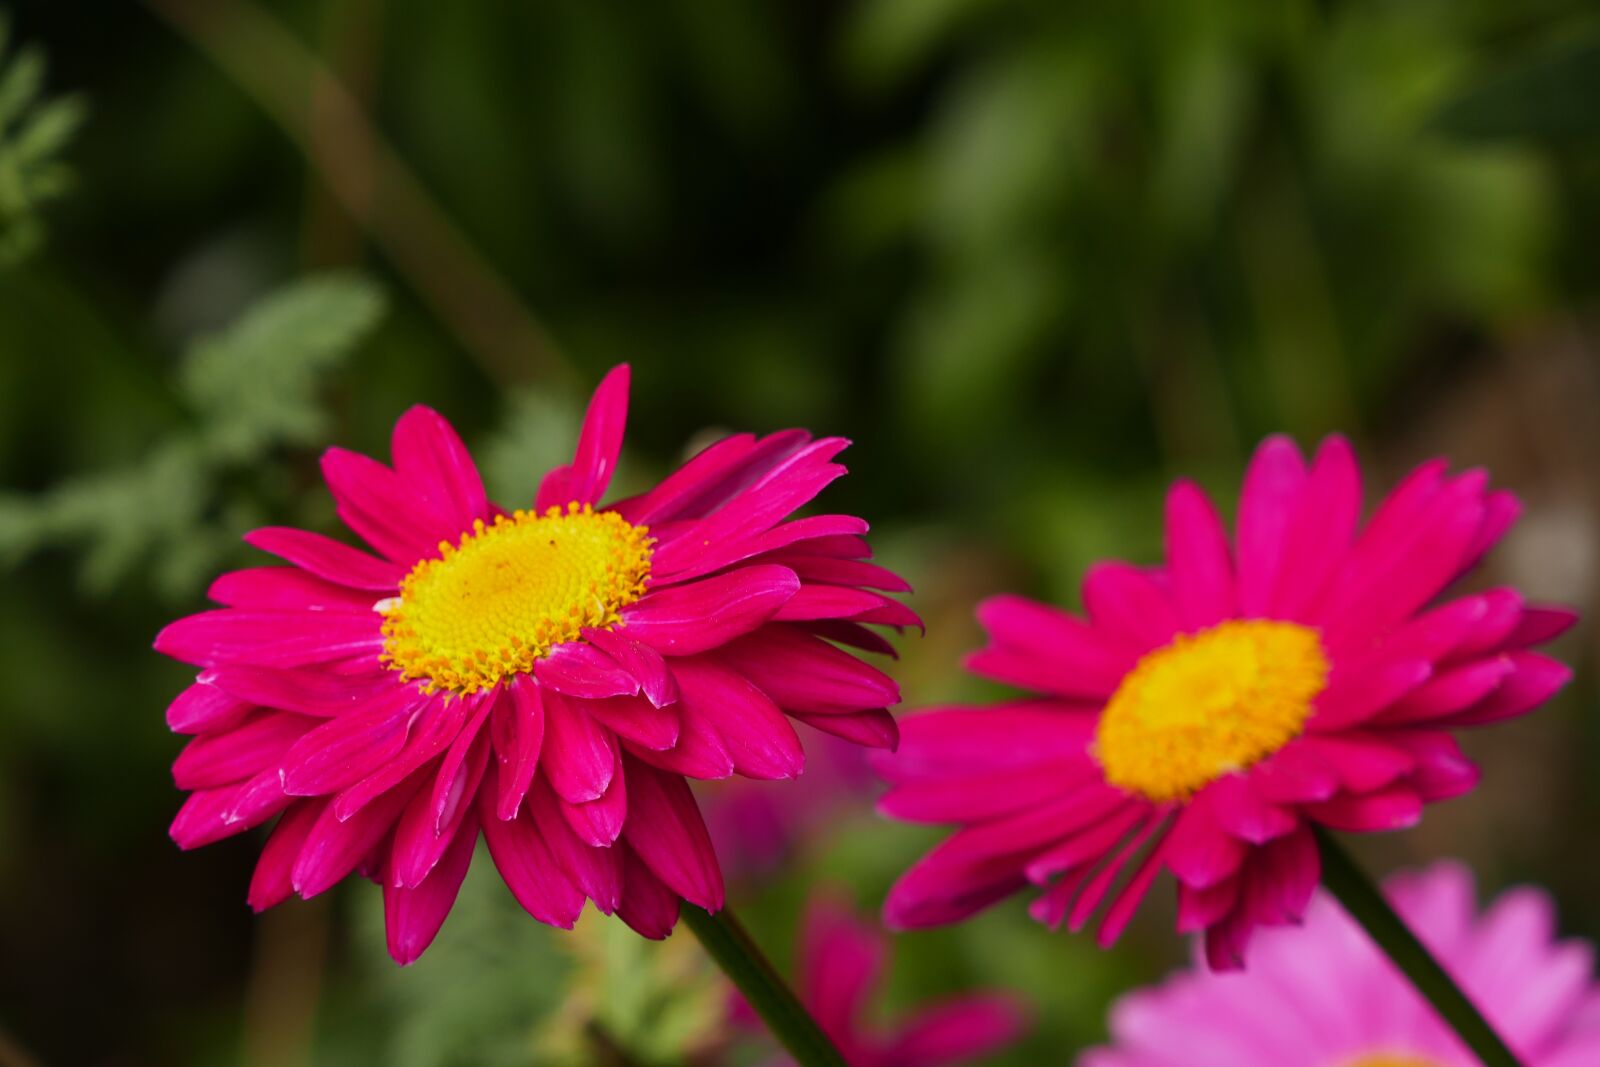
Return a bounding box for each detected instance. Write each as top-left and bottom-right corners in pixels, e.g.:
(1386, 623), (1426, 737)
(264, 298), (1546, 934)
(156, 364), (916, 962)
(699, 733), (876, 880)
(739, 893), (1026, 1067)
(877, 435), (1575, 968)
(1084, 861), (1600, 1067)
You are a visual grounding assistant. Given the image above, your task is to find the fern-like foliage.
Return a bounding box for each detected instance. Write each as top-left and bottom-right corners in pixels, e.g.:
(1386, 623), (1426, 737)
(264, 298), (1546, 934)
(0, 273), (386, 597)
(0, 10), (85, 265)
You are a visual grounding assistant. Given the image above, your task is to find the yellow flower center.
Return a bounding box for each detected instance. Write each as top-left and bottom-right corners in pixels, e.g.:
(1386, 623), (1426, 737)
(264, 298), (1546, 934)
(380, 503), (653, 695)
(1342, 1055), (1444, 1067)
(1094, 619), (1329, 803)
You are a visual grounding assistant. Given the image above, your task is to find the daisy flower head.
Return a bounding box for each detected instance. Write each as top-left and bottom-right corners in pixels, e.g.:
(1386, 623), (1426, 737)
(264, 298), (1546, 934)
(877, 434), (1574, 969)
(1083, 862), (1600, 1067)
(156, 365), (916, 963)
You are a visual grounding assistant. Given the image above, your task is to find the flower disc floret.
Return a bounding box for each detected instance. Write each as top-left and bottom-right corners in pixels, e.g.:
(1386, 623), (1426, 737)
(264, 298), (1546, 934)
(1095, 619), (1330, 803)
(381, 503), (653, 694)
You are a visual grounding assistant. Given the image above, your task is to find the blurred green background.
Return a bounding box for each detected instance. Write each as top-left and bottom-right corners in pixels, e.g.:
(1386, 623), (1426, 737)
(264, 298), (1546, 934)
(3, 1), (1600, 1063)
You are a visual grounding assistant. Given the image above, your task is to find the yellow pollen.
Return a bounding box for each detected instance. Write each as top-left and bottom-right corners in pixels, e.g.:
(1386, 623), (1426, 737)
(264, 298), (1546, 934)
(380, 503), (652, 695)
(1094, 619), (1329, 803)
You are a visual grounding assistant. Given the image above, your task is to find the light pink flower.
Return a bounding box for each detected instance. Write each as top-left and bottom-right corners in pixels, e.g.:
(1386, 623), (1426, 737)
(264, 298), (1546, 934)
(1083, 862), (1600, 1067)
(156, 365), (916, 962)
(877, 435), (1574, 968)
(739, 893), (1026, 1067)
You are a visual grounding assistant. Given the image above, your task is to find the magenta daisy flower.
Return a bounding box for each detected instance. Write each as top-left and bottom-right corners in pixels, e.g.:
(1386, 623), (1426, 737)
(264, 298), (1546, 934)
(736, 893), (1026, 1067)
(878, 435), (1574, 968)
(1083, 862), (1600, 1067)
(156, 365), (916, 963)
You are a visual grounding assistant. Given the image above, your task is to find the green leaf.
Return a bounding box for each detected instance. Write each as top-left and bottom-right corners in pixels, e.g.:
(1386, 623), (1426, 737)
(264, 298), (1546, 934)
(181, 273), (387, 460)
(1431, 32), (1600, 143)
(0, 12), (83, 265)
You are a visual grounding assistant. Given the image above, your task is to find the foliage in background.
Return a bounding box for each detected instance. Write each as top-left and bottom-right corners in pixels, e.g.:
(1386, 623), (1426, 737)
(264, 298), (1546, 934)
(0, 9), (82, 265)
(0, 274), (384, 597)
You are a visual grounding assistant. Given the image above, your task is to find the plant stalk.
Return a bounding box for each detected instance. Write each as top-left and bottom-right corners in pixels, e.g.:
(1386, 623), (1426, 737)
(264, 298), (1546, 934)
(1314, 827), (1524, 1067)
(680, 903), (847, 1067)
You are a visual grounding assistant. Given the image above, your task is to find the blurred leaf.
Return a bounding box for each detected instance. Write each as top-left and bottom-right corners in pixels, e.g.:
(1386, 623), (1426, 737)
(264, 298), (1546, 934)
(0, 9), (85, 266)
(839, 0), (1000, 95)
(182, 274), (387, 461)
(1432, 32), (1600, 143)
(0, 273), (385, 597)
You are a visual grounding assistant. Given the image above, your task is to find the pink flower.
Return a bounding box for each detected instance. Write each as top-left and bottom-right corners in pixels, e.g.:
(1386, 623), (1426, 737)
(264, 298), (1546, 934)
(156, 365), (916, 963)
(1083, 862), (1600, 1067)
(877, 435), (1574, 968)
(739, 893), (1026, 1066)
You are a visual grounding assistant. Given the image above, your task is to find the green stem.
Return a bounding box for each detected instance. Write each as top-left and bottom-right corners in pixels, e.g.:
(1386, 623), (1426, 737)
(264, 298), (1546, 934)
(680, 903), (847, 1067)
(1314, 828), (1524, 1067)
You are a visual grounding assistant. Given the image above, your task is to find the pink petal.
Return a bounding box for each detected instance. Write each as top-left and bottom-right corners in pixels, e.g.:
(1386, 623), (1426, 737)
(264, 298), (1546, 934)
(1295, 733), (1415, 794)
(1023, 798), (1149, 884)
(540, 690), (617, 803)
(1505, 605), (1578, 648)
(247, 801), (323, 910)
(1165, 480), (1235, 627)
(618, 753), (724, 911)
(173, 711), (314, 790)
(1387, 730), (1480, 801)
(886, 997), (1027, 1067)
(389, 707), (492, 887)
(333, 694), (474, 821)
(611, 429), (814, 525)
(1176, 877), (1239, 934)
(535, 363), (630, 509)
(320, 446), (448, 562)
(968, 594), (1135, 699)
(581, 627), (678, 707)
(792, 708), (900, 750)
(533, 641), (641, 700)
(1448, 588), (1524, 660)
(1234, 435), (1308, 616)
(279, 687), (428, 797)
(773, 585), (918, 627)
(622, 565), (799, 655)
(672, 657), (804, 780)
(560, 769), (628, 848)
(1267, 434), (1361, 620)
(1082, 562), (1179, 650)
(1082, 818), (1172, 942)
(799, 897), (886, 1037)
(167, 677), (252, 734)
(876, 702), (1093, 782)
(801, 620), (899, 658)
(622, 699), (734, 779)
(1309, 658), (1432, 732)
(478, 777), (586, 928)
(758, 554), (911, 593)
(208, 567), (379, 611)
(384, 814), (478, 964)
(1205, 774), (1296, 844)
(1165, 797), (1248, 889)
(1377, 656), (1515, 724)
(390, 405), (487, 532)
(1305, 786), (1423, 832)
(291, 777), (420, 898)
(154, 609), (383, 669)
(1445, 651), (1571, 726)
(491, 678), (544, 820)
(615, 844), (683, 939)
(647, 439), (851, 580)
(581, 693), (680, 752)
(529, 777), (623, 908)
(170, 768), (291, 849)
(714, 625), (899, 714)
(244, 527), (406, 590)
(204, 664), (393, 717)
(879, 759), (1094, 824)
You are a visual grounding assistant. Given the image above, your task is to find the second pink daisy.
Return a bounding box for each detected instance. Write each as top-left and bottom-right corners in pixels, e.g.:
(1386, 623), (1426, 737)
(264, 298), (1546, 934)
(877, 434), (1574, 968)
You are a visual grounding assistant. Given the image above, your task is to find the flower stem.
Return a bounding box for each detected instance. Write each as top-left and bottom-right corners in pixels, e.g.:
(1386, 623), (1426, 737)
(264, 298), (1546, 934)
(1314, 828), (1524, 1067)
(680, 903), (847, 1067)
